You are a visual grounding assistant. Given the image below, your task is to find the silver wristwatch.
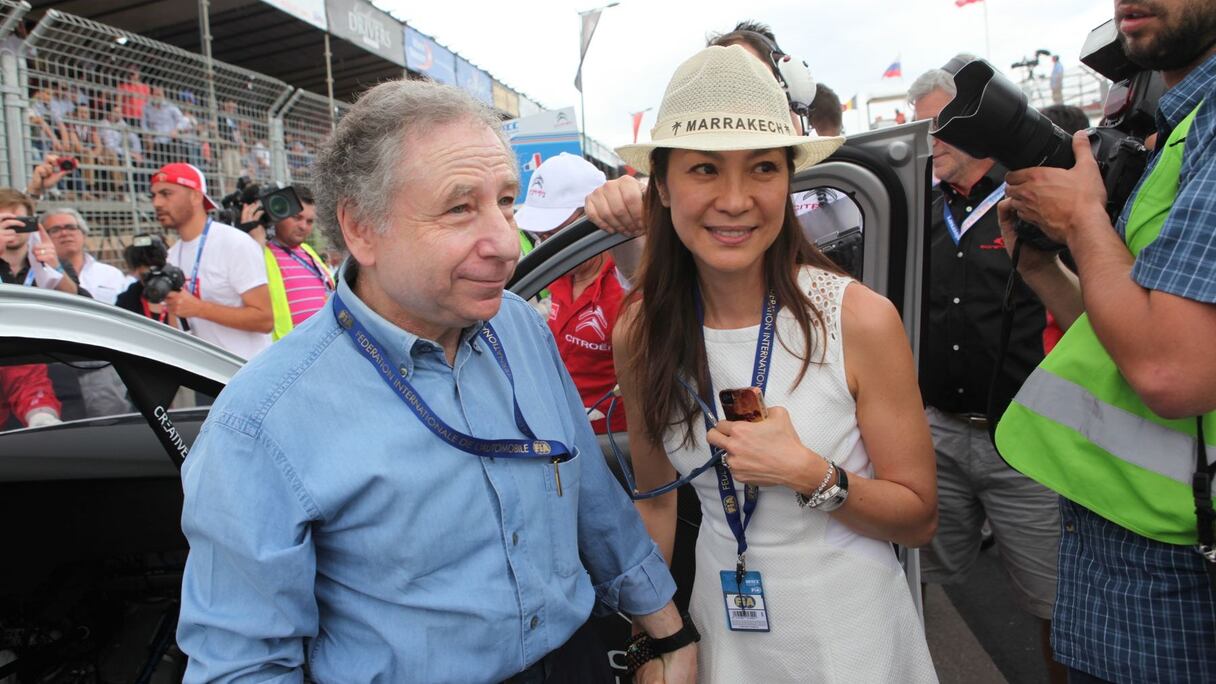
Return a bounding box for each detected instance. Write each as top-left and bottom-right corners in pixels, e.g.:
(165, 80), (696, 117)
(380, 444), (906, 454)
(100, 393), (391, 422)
(795, 465), (850, 512)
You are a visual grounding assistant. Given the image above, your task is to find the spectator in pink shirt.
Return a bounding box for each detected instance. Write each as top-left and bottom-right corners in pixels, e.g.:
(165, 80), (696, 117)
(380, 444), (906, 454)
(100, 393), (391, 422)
(261, 186), (333, 340)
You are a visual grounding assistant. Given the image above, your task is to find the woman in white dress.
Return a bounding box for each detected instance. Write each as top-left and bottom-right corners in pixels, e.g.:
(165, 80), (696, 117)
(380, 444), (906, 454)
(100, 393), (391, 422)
(612, 45), (940, 682)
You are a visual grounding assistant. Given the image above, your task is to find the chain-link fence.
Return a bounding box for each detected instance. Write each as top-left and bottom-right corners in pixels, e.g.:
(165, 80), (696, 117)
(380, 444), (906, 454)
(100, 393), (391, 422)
(23, 9), (296, 262)
(277, 89), (347, 189)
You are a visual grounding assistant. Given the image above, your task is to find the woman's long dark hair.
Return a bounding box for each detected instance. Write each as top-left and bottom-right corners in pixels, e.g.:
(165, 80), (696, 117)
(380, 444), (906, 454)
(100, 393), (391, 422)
(624, 147), (845, 449)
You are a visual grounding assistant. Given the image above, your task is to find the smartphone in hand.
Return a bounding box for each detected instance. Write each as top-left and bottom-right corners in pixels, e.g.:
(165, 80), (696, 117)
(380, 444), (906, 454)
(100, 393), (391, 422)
(9, 216), (39, 233)
(719, 387), (768, 423)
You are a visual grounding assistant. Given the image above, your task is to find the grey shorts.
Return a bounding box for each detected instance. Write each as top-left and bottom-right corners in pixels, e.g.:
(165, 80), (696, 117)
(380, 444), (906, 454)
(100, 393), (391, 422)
(921, 405), (1060, 619)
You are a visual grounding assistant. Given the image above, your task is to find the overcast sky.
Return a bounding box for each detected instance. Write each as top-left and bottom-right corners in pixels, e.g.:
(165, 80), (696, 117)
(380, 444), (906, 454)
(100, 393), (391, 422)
(378, 0), (1114, 150)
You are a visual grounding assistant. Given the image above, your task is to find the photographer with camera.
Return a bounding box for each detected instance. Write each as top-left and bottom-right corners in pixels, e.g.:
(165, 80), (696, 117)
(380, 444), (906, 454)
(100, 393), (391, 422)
(151, 163), (272, 359)
(0, 188), (78, 295)
(259, 185), (332, 340)
(995, 1), (1216, 680)
(115, 234), (180, 327)
(908, 62), (1064, 680)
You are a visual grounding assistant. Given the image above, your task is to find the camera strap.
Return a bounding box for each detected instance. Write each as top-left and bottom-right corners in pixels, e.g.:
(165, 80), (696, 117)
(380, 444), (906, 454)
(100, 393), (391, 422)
(331, 291), (573, 465)
(1193, 417), (1216, 591)
(942, 183), (1006, 245)
(186, 218), (212, 298)
(693, 286), (779, 586)
(140, 297), (169, 323)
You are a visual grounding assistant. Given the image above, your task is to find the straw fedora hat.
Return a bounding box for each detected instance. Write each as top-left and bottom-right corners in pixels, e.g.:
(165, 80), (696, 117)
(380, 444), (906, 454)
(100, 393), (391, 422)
(616, 44), (844, 174)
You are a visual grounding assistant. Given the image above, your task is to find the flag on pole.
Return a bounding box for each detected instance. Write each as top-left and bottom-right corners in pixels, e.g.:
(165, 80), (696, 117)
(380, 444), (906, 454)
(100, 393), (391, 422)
(574, 10), (603, 93)
(882, 58), (902, 79)
(842, 95), (858, 112)
(956, 0), (983, 6)
(630, 110), (647, 143)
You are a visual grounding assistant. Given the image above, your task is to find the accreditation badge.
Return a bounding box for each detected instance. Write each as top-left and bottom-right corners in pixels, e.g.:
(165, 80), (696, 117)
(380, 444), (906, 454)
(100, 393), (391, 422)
(719, 570), (770, 632)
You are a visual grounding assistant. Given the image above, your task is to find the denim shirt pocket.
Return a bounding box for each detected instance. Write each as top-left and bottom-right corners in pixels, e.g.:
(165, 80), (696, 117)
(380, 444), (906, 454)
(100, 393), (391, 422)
(545, 446), (583, 576)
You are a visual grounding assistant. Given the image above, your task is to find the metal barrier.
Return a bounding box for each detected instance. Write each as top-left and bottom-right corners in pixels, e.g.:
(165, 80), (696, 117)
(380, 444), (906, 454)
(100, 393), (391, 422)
(0, 0), (30, 191)
(1022, 65), (1109, 116)
(22, 10), (296, 261)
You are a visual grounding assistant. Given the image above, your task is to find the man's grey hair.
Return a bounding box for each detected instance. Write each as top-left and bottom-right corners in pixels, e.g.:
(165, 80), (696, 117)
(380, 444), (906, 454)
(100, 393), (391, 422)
(908, 52), (982, 106)
(311, 79), (512, 250)
(907, 68), (957, 106)
(43, 207), (89, 235)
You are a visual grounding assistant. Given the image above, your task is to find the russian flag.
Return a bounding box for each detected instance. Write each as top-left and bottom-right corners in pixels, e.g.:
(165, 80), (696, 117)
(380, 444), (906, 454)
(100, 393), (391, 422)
(882, 58), (902, 79)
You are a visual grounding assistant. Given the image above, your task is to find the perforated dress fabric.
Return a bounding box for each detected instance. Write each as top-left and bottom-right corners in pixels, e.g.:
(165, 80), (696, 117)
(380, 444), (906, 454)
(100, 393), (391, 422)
(665, 267), (938, 682)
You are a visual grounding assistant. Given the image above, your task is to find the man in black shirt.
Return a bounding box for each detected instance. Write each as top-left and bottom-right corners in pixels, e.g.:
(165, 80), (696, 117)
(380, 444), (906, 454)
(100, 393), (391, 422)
(910, 64), (1064, 681)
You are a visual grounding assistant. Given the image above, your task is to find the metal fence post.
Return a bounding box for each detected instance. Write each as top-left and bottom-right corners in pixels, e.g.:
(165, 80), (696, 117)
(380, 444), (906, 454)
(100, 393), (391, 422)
(0, 1), (30, 191)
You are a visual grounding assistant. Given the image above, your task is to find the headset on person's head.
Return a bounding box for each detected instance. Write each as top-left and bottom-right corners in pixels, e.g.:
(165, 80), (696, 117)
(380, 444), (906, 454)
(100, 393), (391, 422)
(733, 29), (818, 129)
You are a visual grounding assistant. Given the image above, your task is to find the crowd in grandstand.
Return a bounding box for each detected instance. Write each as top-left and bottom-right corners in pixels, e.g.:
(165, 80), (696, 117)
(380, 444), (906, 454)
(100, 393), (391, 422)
(24, 64), (317, 203)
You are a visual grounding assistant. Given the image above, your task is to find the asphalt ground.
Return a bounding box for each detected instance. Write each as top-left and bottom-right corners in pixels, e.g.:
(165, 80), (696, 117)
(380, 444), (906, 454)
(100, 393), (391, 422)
(926, 544), (1051, 684)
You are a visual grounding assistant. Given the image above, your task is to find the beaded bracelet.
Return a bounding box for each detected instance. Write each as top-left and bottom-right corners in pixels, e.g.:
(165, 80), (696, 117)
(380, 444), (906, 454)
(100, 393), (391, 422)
(795, 457), (836, 509)
(623, 632), (660, 675)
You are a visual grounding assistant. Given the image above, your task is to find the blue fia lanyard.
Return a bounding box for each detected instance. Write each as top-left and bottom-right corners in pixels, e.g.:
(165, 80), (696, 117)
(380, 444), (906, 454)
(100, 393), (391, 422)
(943, 182), (1006, 245)
(332, 292), (573, 466)
(273, 240), (333, 291)
(693, 286), (779, 584)
(186, 218), (212, 297)
(22, 266), (35, 287)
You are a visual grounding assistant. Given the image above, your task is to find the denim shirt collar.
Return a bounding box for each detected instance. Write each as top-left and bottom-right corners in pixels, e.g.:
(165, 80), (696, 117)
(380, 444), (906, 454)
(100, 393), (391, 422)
(1156, 51), (1216, 137)
(335, 260), (485, 378)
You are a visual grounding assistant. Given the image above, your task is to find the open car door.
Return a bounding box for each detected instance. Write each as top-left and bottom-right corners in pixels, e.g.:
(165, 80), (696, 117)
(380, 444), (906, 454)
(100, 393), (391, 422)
(0, 284), (243, 679)
(508, 120), (931, 677)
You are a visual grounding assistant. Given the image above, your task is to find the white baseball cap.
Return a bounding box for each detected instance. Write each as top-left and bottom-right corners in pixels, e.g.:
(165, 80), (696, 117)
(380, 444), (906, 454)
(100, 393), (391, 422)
(514, 152), (607, 234)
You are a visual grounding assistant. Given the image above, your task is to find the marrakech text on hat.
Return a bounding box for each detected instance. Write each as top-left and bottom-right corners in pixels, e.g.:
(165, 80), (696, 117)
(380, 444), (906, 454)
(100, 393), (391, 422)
(616, 44), (844, 174)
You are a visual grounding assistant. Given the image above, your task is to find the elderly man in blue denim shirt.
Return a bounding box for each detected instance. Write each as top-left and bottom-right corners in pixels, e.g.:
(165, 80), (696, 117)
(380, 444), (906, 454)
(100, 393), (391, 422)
(176, 79), (697, 683)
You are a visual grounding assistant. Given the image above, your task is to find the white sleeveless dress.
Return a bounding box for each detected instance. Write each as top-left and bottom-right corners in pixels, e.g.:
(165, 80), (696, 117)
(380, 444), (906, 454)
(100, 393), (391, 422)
(665, 267), (937, 682)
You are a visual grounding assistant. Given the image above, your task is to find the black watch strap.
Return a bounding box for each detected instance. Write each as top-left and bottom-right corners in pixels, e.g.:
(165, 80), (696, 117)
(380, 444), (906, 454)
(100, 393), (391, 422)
(649, 612), (701, 654)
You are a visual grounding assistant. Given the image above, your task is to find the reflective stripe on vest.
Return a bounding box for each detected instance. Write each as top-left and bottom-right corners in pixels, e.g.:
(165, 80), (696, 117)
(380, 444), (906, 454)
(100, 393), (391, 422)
(996, 102), (1215, 546)
(1015, 367), (1216, 486)
(264, 242), (331, 341)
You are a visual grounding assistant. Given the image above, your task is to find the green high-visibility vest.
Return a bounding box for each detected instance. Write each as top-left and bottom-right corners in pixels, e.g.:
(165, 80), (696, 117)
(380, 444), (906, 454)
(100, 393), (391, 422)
(264, 242), (333, 341)
(518, 230), (549, 300)
(996, 103), (1215, 546)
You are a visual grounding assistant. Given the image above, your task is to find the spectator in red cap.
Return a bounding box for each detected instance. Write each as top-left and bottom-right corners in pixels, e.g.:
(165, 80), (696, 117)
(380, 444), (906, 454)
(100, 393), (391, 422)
(152, 162), (273, 359)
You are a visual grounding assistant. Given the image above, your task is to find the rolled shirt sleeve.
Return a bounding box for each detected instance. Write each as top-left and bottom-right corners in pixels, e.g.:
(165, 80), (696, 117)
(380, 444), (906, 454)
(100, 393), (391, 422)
(178, 410), (320, 683)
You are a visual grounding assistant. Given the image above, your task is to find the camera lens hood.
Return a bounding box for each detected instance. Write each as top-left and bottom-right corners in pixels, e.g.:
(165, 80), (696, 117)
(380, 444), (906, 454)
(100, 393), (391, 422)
(931, 60), (1074, 171)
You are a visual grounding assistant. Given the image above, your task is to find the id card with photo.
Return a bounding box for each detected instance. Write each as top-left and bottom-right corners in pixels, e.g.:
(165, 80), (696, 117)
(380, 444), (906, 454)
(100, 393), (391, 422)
(719, 570), (770, 632)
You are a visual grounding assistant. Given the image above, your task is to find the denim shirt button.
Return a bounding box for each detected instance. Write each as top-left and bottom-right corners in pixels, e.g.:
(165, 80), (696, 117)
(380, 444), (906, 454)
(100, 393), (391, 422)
(530, 616), (539, 630)
(512, 532), (519, 546)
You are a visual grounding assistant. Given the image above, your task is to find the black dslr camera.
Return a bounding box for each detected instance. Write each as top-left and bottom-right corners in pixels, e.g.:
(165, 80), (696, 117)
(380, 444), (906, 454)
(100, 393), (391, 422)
(930, 18), (1162, 251)
(142, 264), (185, 304)
(127, 234), (185, 304)
(217, 176), (303, 232)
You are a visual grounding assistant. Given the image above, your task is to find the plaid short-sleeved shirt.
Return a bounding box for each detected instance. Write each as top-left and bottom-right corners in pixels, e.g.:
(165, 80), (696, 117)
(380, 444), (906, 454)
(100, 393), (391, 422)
(1055, 52), (1216, 683)
(1054, 500), (1216, 683)
(1116, 52), (1216, 302)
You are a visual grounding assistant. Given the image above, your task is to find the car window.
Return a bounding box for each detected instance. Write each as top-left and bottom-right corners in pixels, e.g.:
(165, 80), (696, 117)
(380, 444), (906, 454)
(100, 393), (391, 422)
(1, 355), (213, 435)
(793, 186), (865, 279)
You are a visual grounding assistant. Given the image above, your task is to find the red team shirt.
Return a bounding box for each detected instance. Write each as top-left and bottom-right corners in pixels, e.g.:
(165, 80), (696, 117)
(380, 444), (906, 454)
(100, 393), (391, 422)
(546, 256), (627, 434)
